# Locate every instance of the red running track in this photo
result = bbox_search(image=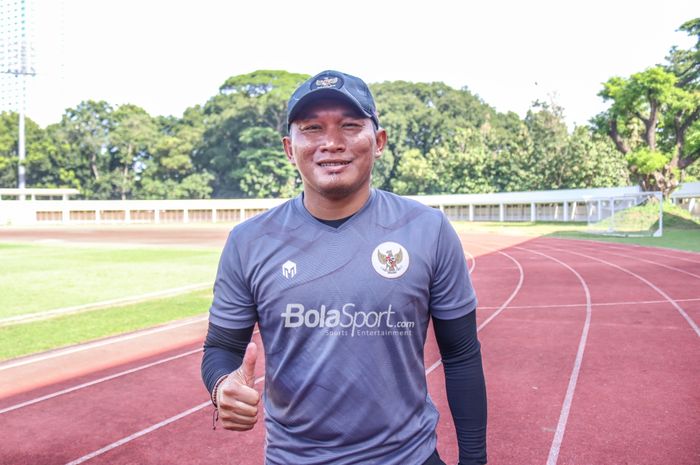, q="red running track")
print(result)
[1,235,698,465]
